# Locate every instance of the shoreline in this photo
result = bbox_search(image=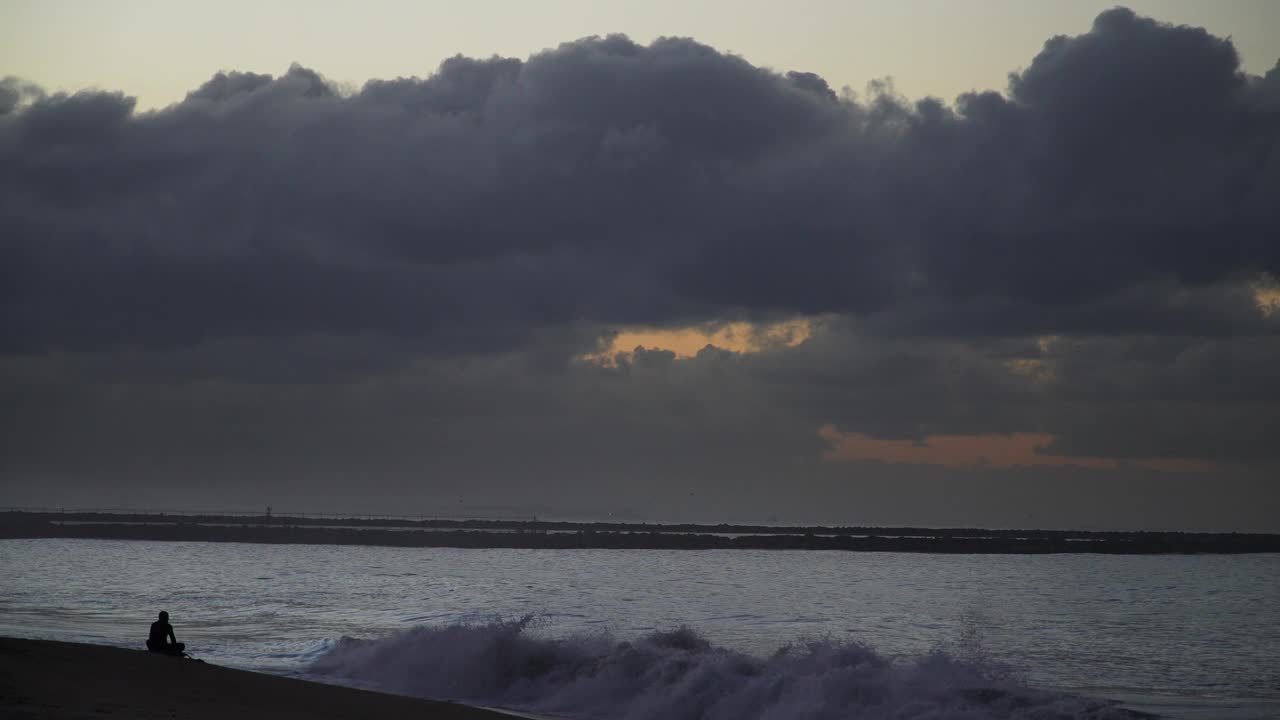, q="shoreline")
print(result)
[0,636,1174,720]
[0,637,524,720]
